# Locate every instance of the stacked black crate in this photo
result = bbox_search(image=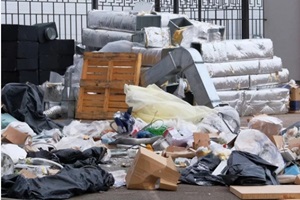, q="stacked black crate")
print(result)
[38,39,75,84]
[1,25,39,86]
